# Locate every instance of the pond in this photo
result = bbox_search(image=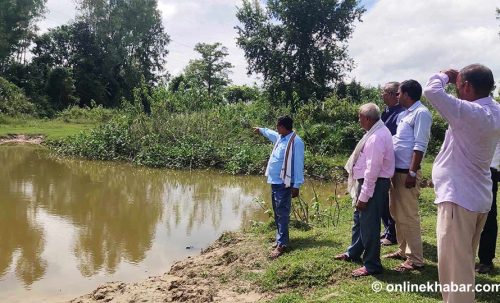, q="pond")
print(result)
[0,146,338,302]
